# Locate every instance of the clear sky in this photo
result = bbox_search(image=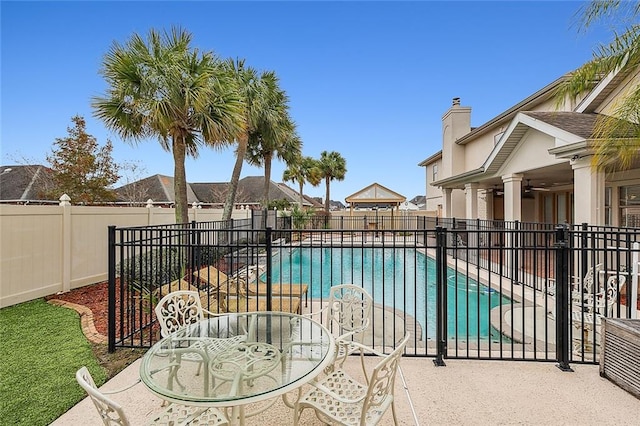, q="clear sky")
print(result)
[1,1,610,203]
